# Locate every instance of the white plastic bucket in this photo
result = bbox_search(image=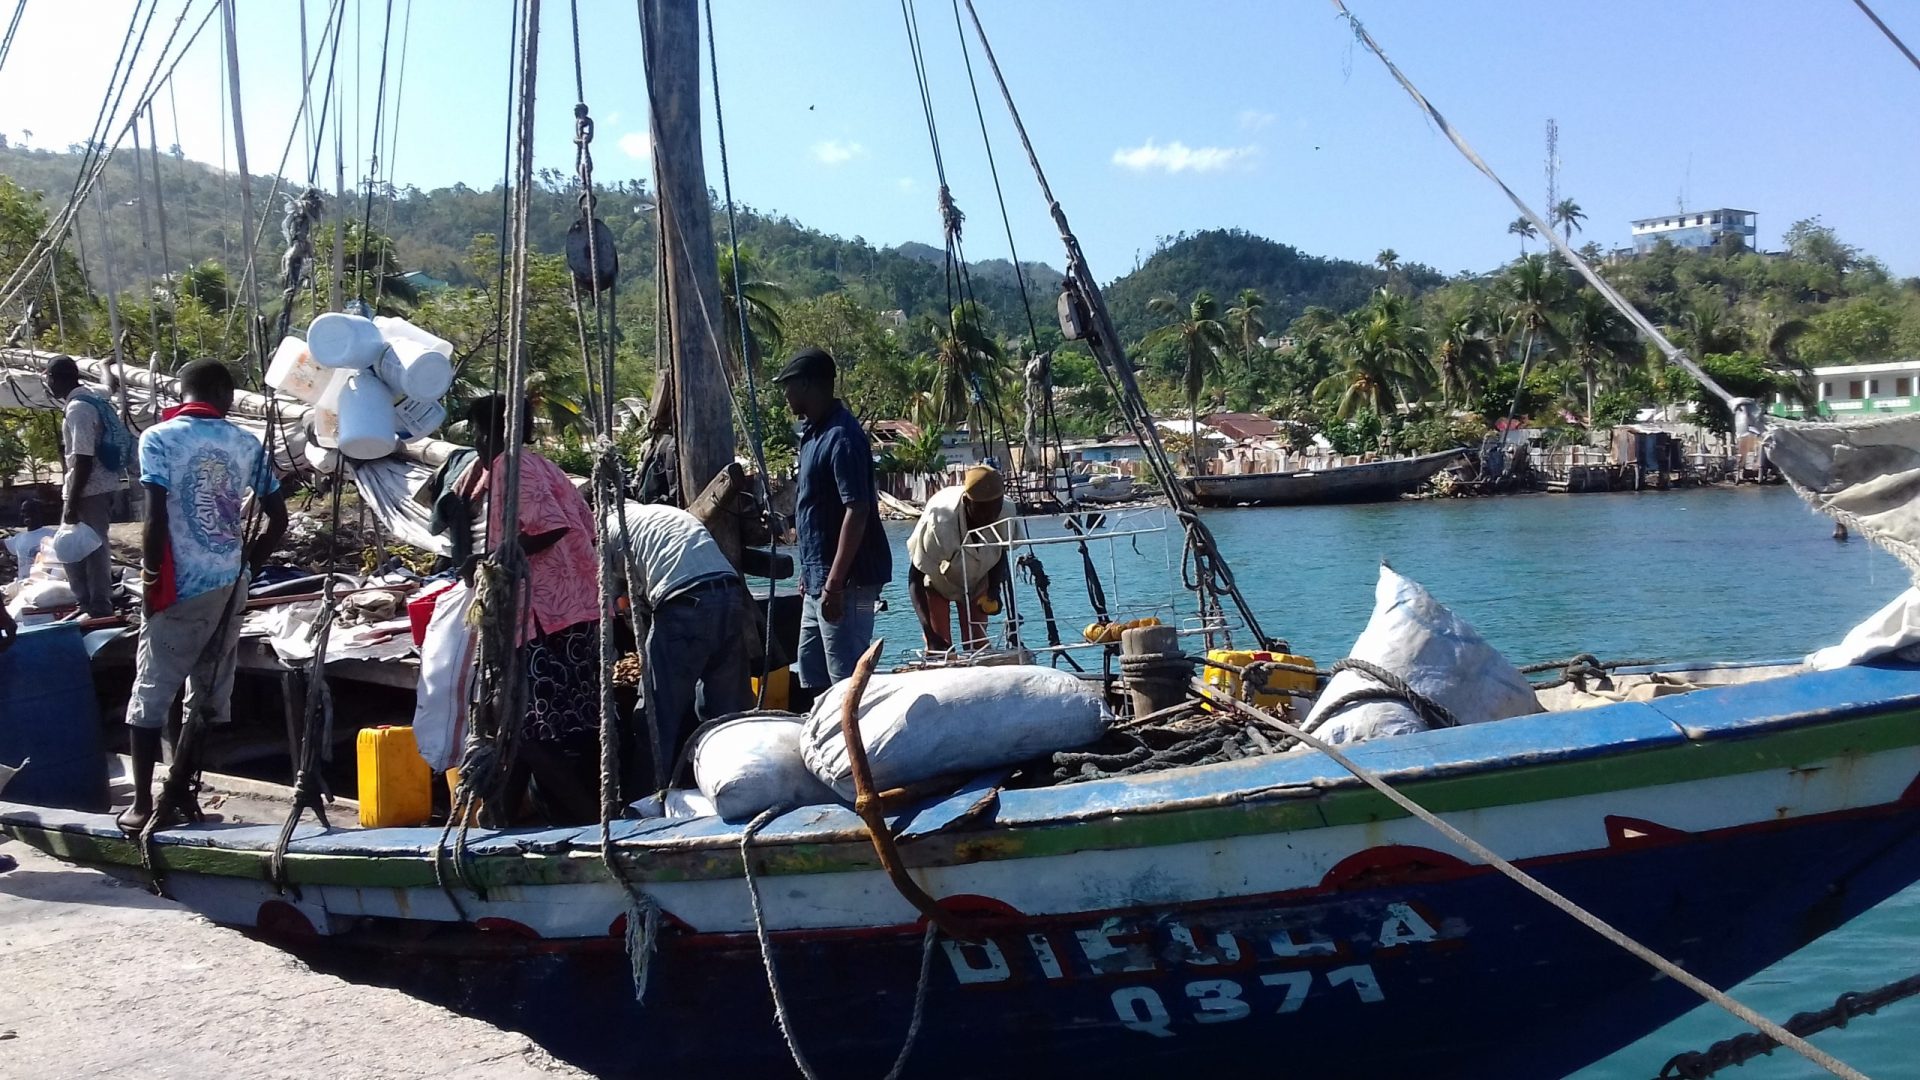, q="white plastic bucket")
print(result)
[264,335,334,404]
[49,523,103,563]
[374,315,455,360]
[307,312,384,370]
[311,369,351,449]
[336,372,398,460]
[374,337,454,401]
[303,439,342,474]
[395,396,447,440]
